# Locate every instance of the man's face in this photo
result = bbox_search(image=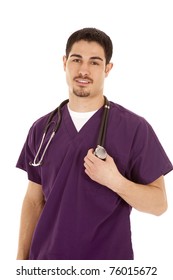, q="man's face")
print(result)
[63,40,112,98]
